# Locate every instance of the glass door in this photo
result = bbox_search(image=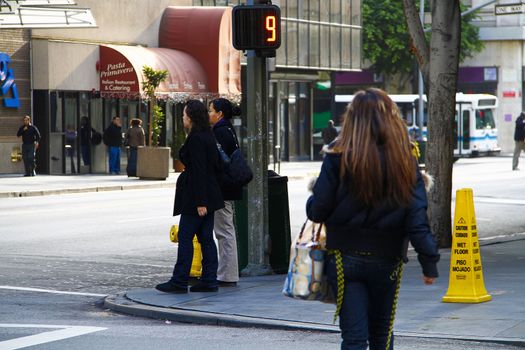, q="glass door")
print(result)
[49,92,63,175]
[64,92,79,174]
